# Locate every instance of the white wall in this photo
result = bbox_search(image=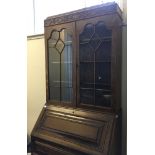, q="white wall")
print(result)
[27,34,46,135]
